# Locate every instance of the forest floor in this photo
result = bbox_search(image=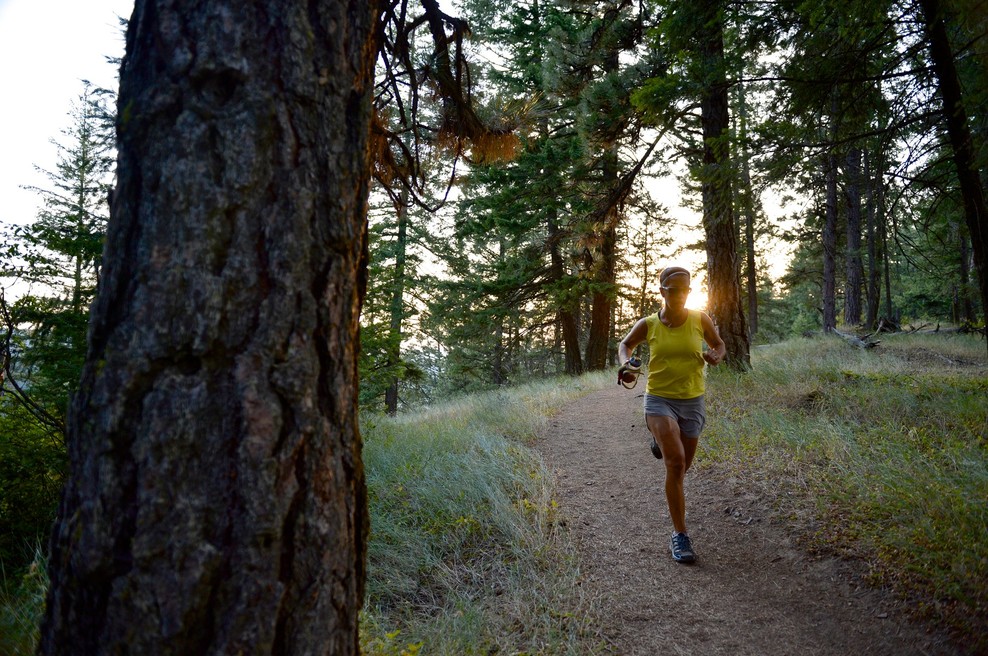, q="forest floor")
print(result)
[536,383,963,656]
